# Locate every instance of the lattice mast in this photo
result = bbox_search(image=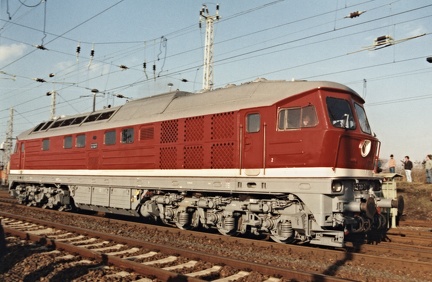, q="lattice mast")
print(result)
[200,4,220,91]
[3,108,14,171]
